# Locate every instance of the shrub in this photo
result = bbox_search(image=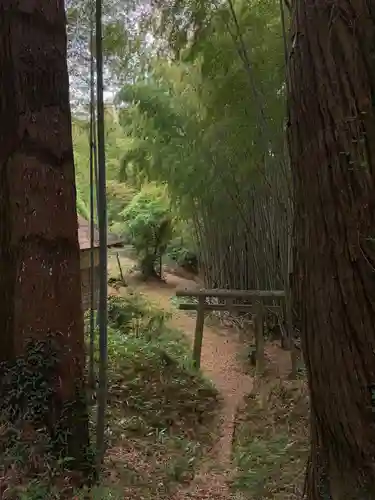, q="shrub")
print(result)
[107,293,167,338]
[107,181,137,243]
[166,236,198,274]
[105,293,219,437]
[121,184,173,278]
